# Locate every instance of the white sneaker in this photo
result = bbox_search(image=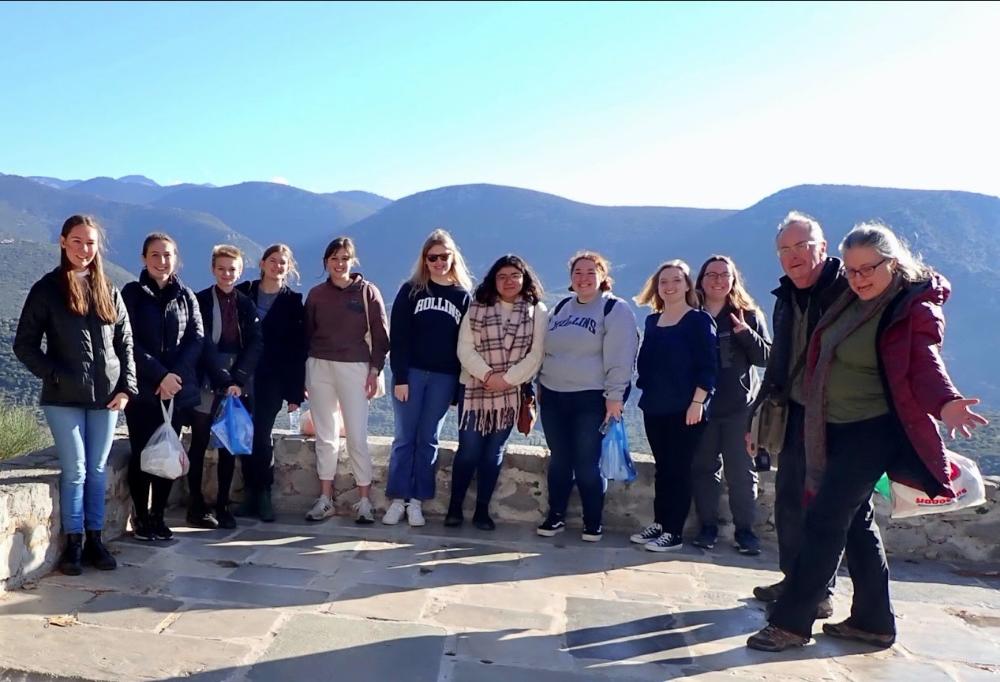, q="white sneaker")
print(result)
[305,495,335,522]
[353,497,375,525]
[407,499,426,527]
[630,523,663,545]
[382,499,406,525]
